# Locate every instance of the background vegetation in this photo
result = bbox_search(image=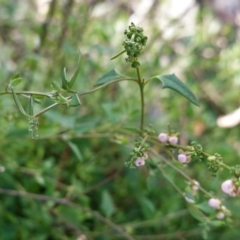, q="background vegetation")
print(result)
[1,0,240,239]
